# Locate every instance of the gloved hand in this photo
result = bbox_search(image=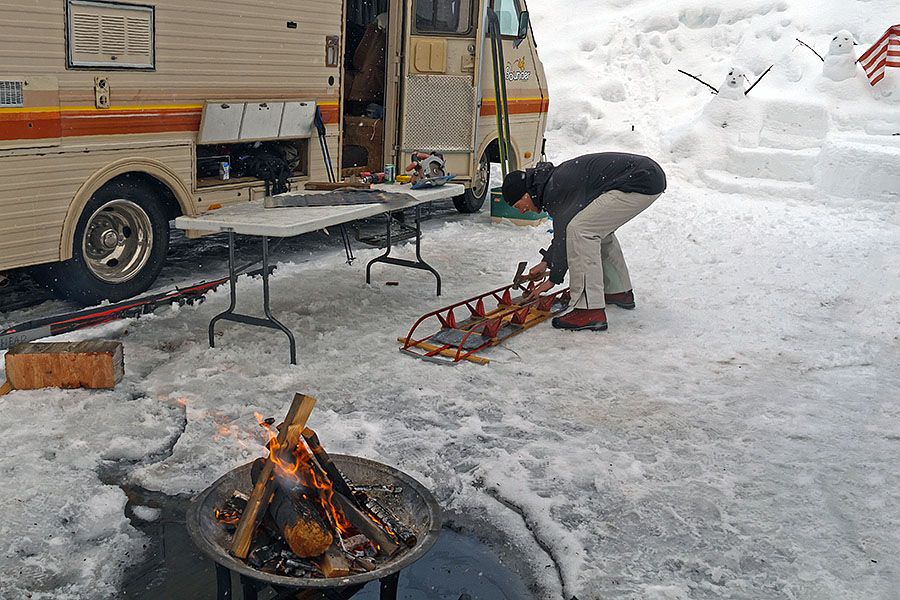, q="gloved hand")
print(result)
[526,279,554,300]
[523,261,548,281]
